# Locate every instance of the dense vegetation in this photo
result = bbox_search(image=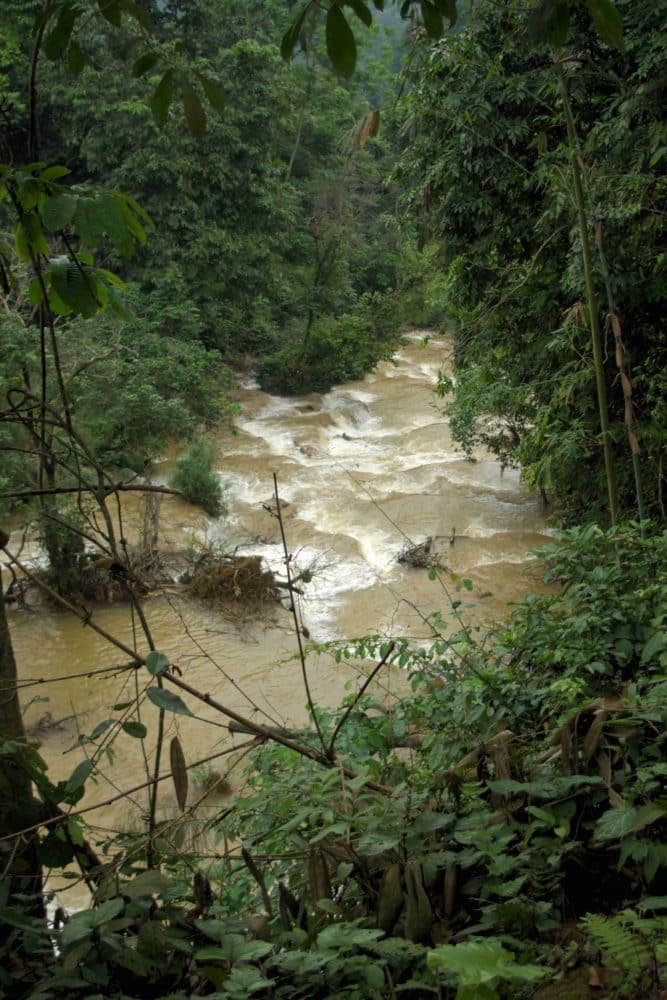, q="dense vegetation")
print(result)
[397,0,666,523]
[0,1,665,998]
